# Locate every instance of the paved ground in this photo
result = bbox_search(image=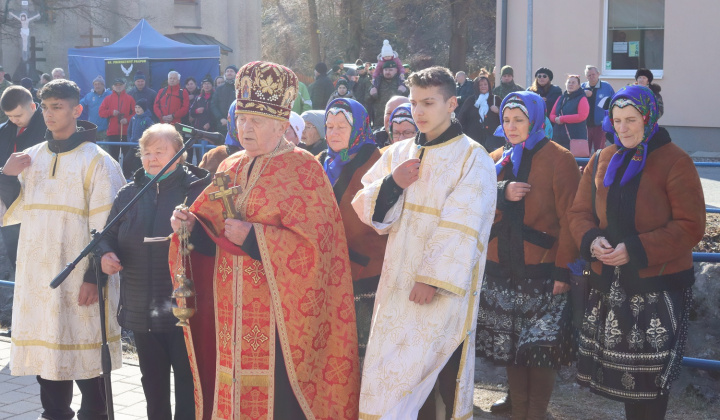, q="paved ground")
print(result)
[0,337,164,420]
